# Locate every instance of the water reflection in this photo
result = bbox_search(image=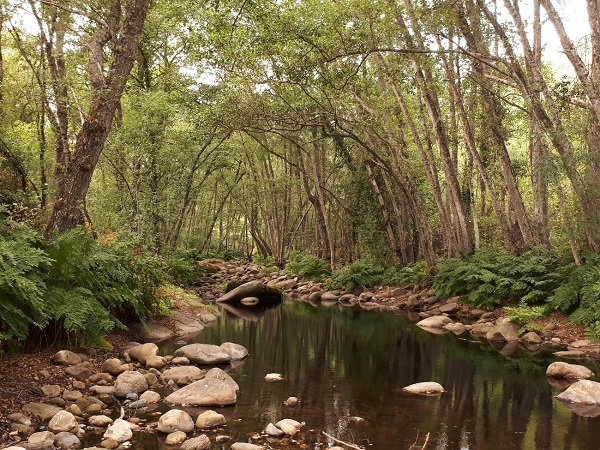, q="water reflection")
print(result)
[158,302,600,449]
